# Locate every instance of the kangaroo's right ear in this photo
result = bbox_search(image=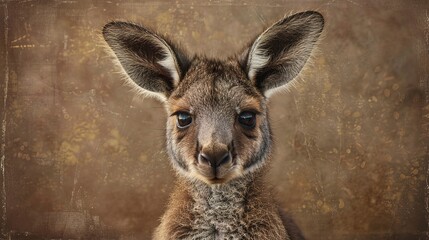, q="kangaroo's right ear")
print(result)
[103,21,190,101]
